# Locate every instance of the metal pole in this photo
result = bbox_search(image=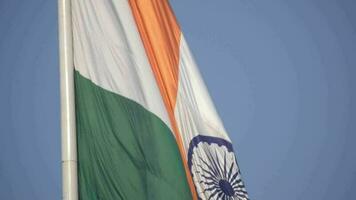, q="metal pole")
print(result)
[58,0,78,199]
